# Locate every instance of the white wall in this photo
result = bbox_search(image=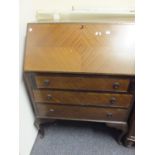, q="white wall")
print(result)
[19,0,37,155]
[19,0,134,155]
[33,0,134,12]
